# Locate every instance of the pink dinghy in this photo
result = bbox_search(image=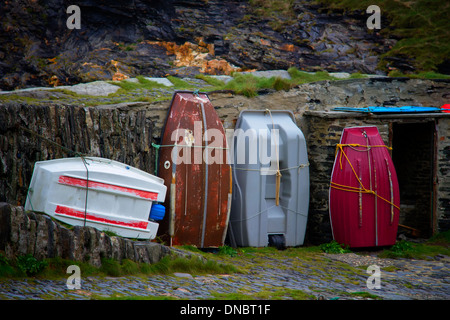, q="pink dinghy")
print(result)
[329,126,400,248]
